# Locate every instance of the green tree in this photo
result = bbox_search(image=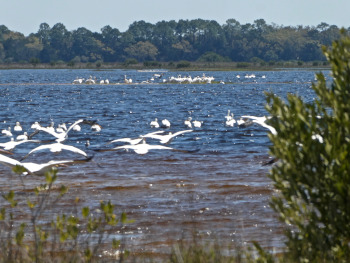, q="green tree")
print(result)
[124,41,158,61]
[265,29,350,262]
